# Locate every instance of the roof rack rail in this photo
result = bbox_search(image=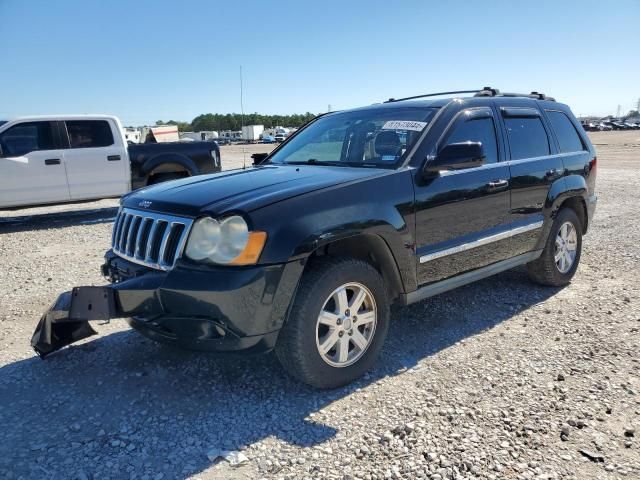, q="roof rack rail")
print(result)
[385,89,489,103]
[384,87,556,104]
[476,89,556,101]
[474,86,501,97]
